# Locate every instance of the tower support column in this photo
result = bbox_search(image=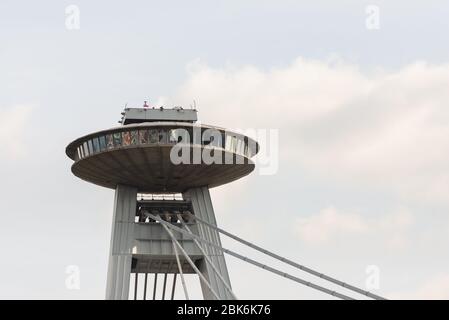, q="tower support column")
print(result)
[105,184,137,300]
[184,187,234,300]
